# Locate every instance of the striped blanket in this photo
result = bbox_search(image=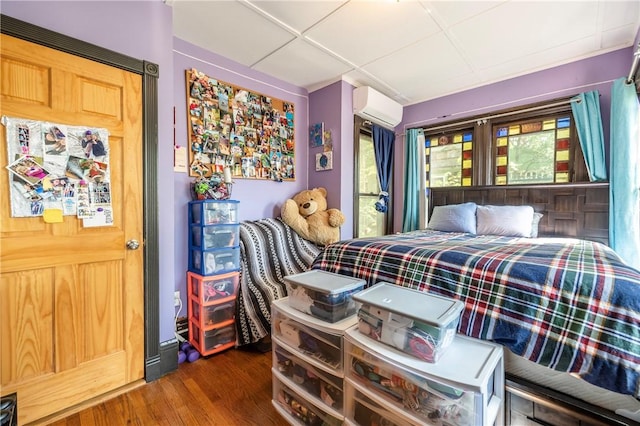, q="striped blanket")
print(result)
[236,218,322,346]
[312,230,640,397]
